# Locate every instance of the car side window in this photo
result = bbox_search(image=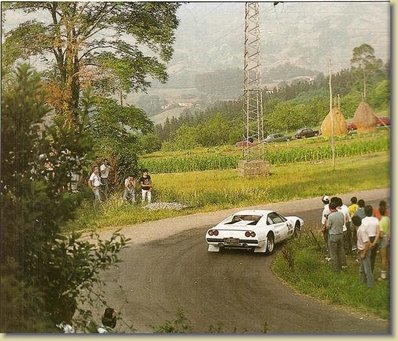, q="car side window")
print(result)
[268,212,285,224]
